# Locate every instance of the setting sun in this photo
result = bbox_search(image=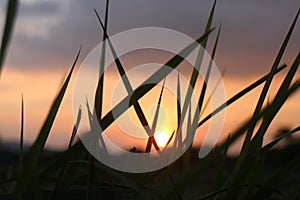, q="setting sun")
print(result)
[155,131,170,148]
